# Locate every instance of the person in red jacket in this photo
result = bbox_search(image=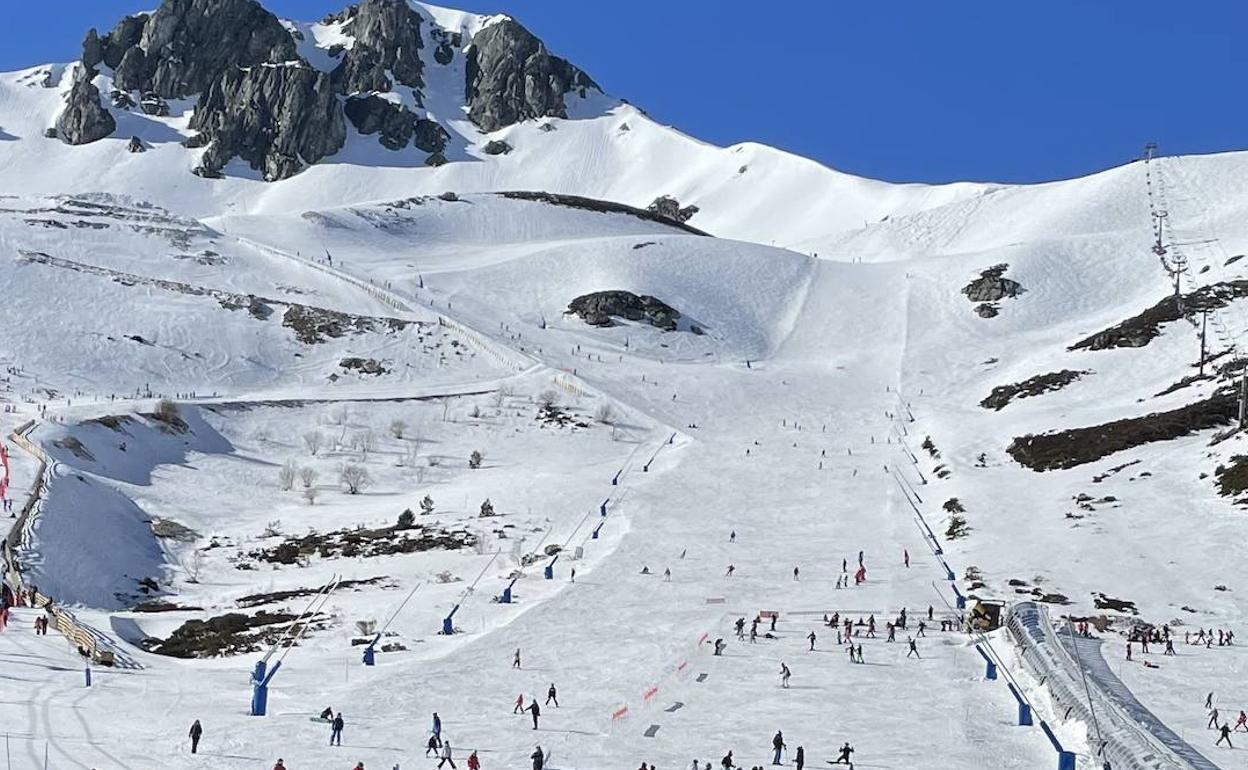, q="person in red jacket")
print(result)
[467,750,481,770]
[273,760,286,770]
